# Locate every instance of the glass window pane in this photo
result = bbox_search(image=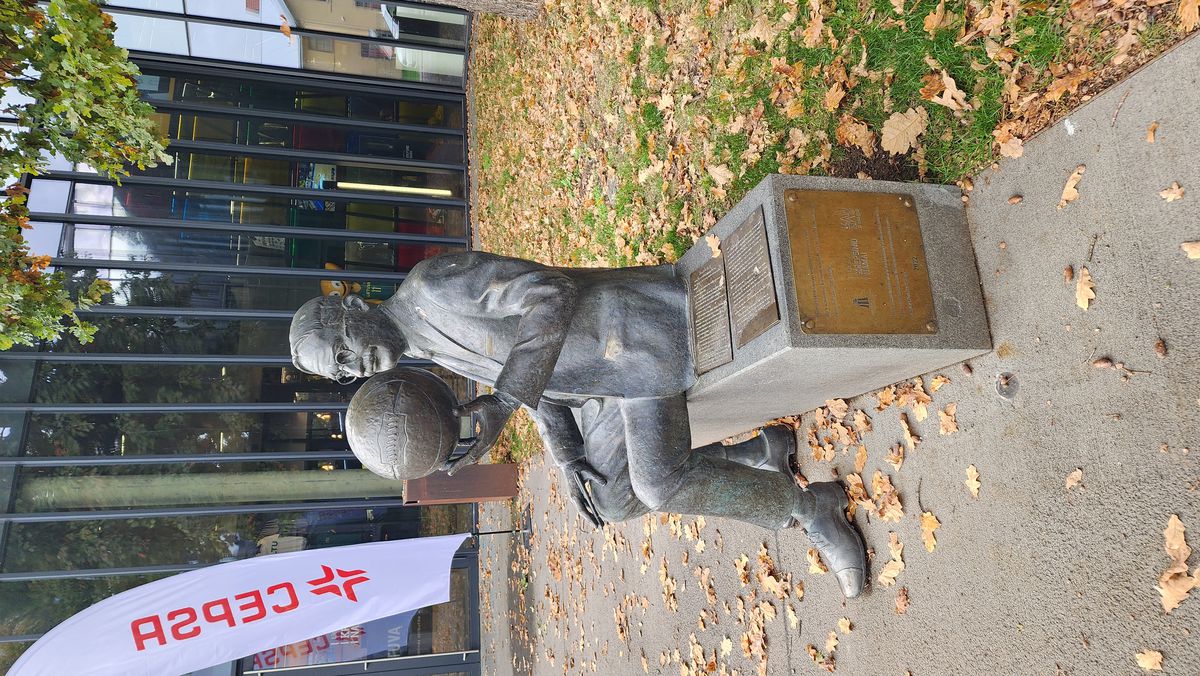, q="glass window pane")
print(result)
[45,316,291,355]
[0,576,168,635]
